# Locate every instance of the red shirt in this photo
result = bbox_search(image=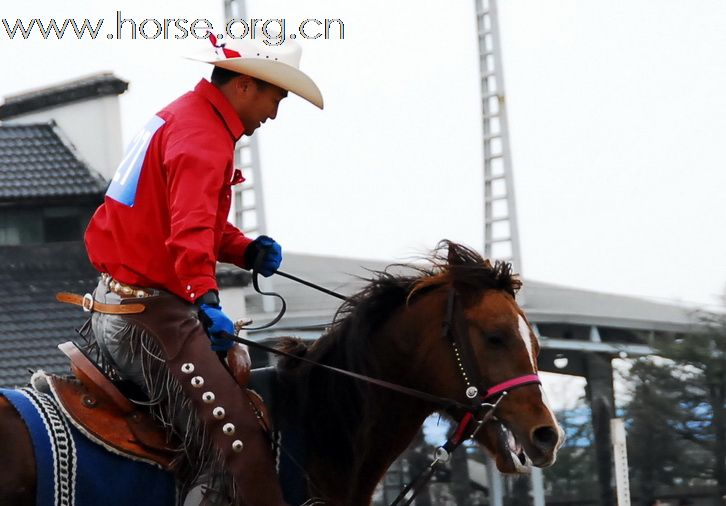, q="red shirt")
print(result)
[85,79,253,302]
